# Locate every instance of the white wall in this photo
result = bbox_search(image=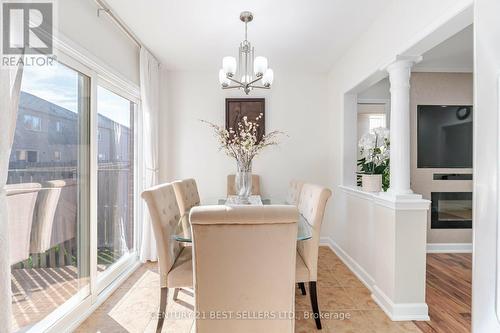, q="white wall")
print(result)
[472,0,500,331]
[159,70,330,206]
[324,0,473,251]
[358,78,390,100]
[57,0,140,84]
